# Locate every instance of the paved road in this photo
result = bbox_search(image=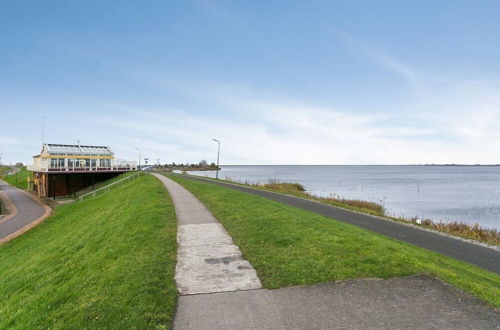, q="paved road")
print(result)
[179,175,500,274]
[0,180,48,242]
[175,275,499,330]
